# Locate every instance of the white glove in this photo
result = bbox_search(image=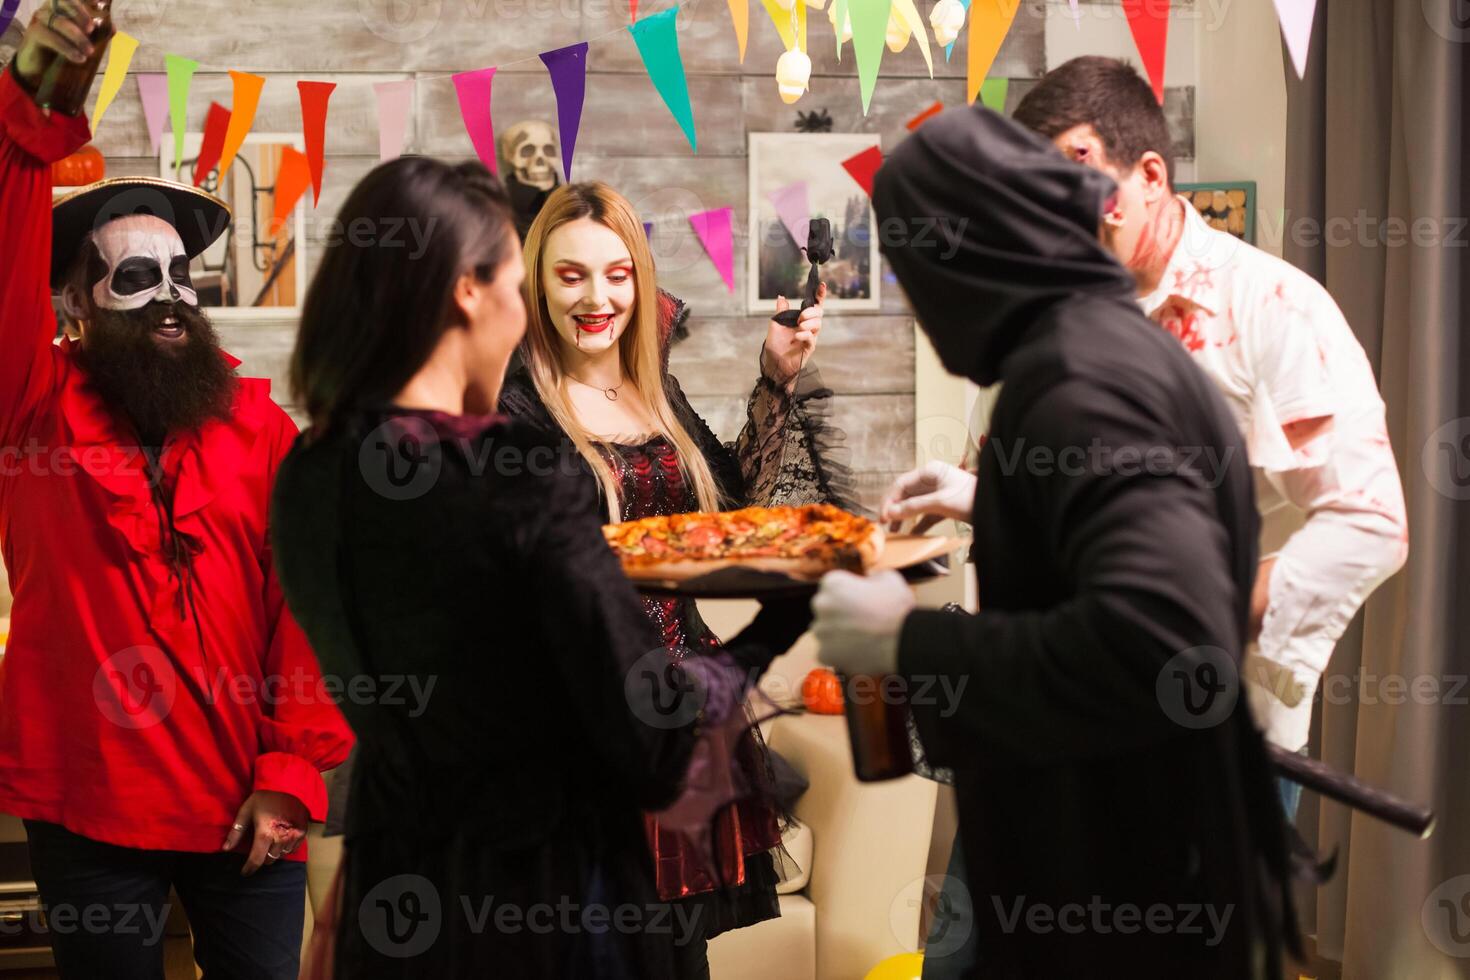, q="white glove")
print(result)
[879,461,977,530]
[813,570,915,677]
